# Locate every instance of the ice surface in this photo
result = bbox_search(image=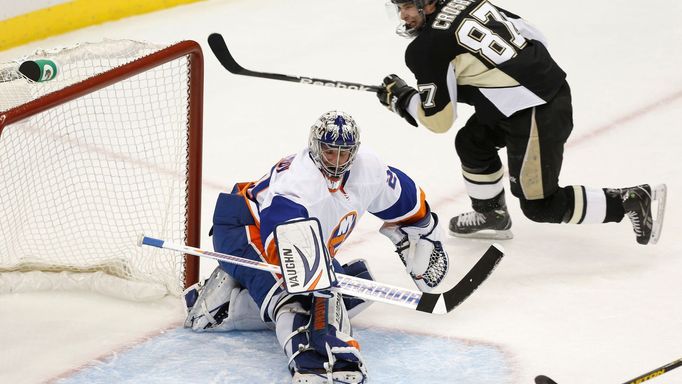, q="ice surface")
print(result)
[1,0,681,383]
